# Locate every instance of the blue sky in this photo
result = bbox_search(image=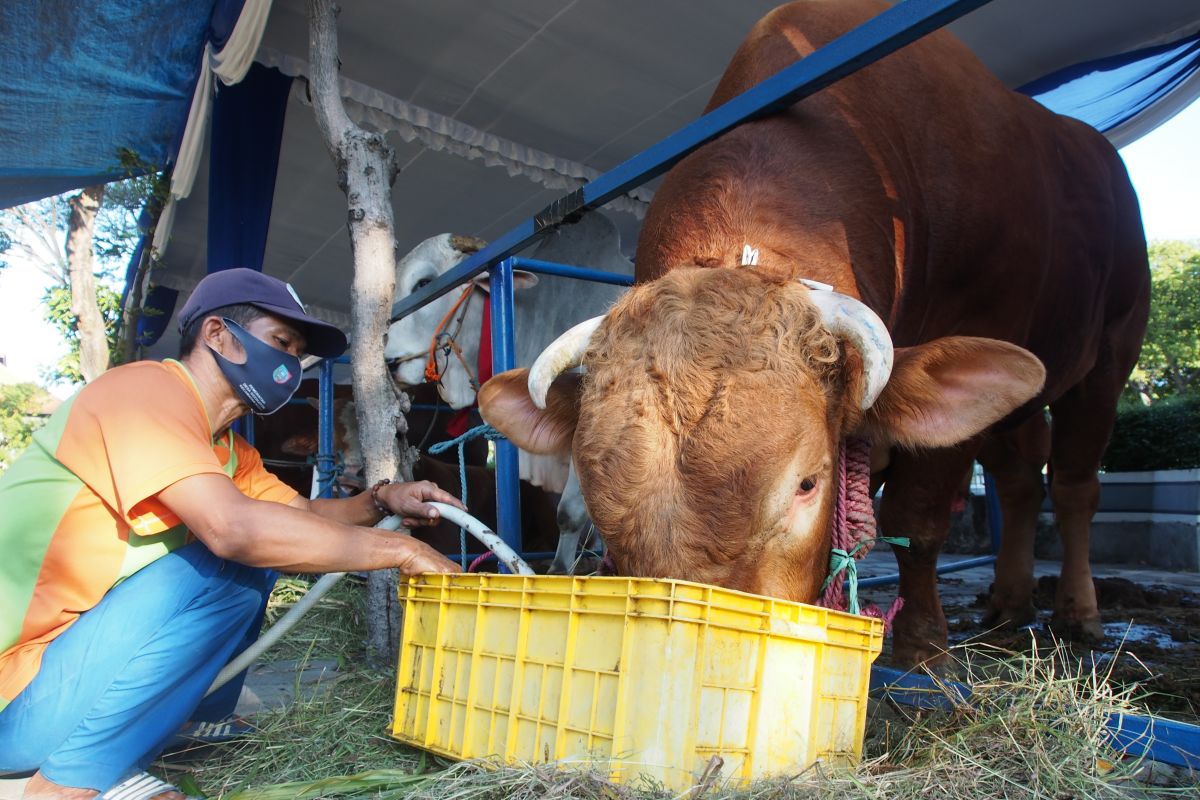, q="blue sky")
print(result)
[1119,98,1200,242]
[2,100,1198,395]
